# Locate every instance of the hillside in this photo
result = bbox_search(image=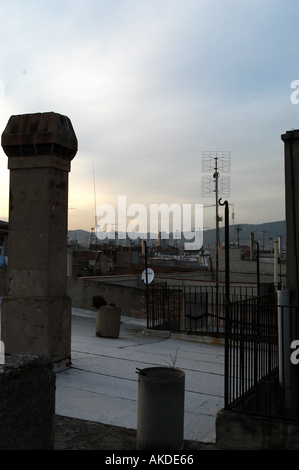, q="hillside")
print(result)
[202,220,286,249]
